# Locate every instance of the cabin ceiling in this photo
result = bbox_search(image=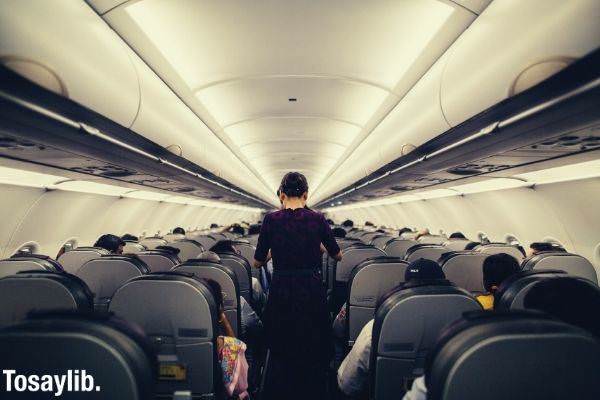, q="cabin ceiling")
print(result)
[88,0,481,202]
